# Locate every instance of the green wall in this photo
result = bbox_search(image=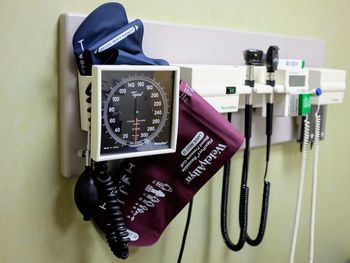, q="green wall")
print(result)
[1,0,350,262]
